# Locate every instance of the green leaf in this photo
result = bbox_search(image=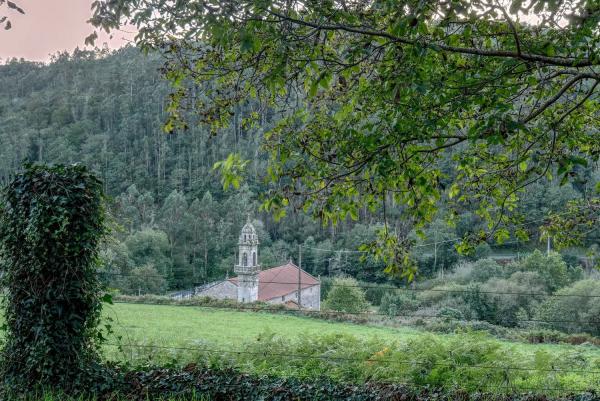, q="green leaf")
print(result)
[518,161,527,172]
